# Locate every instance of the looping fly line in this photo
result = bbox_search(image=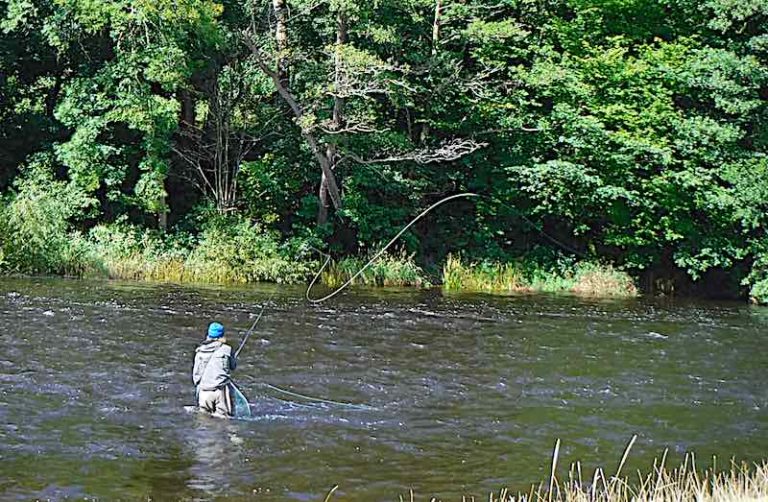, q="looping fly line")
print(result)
[270,191,575,411]
[305,193,481,303]
[305,191,584,304]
